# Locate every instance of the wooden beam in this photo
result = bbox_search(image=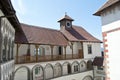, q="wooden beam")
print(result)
[64,46,66,59]
[35,45,39,62]
[71,42,74,59]
[16,43,21,63]
[50,45,54,60]
[81,42,84,58]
